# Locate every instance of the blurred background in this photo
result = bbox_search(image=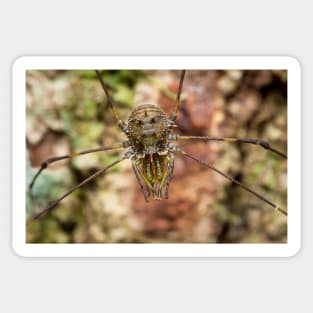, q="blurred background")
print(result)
[26,69,287,243]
